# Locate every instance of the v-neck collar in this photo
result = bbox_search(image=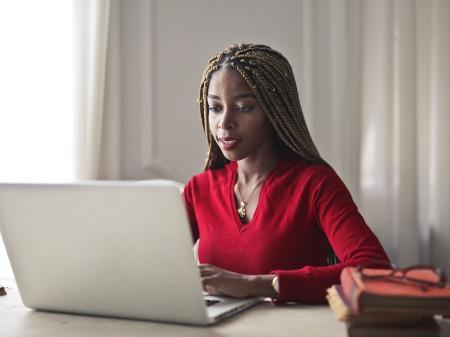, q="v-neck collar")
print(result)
[228,154,294,232]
